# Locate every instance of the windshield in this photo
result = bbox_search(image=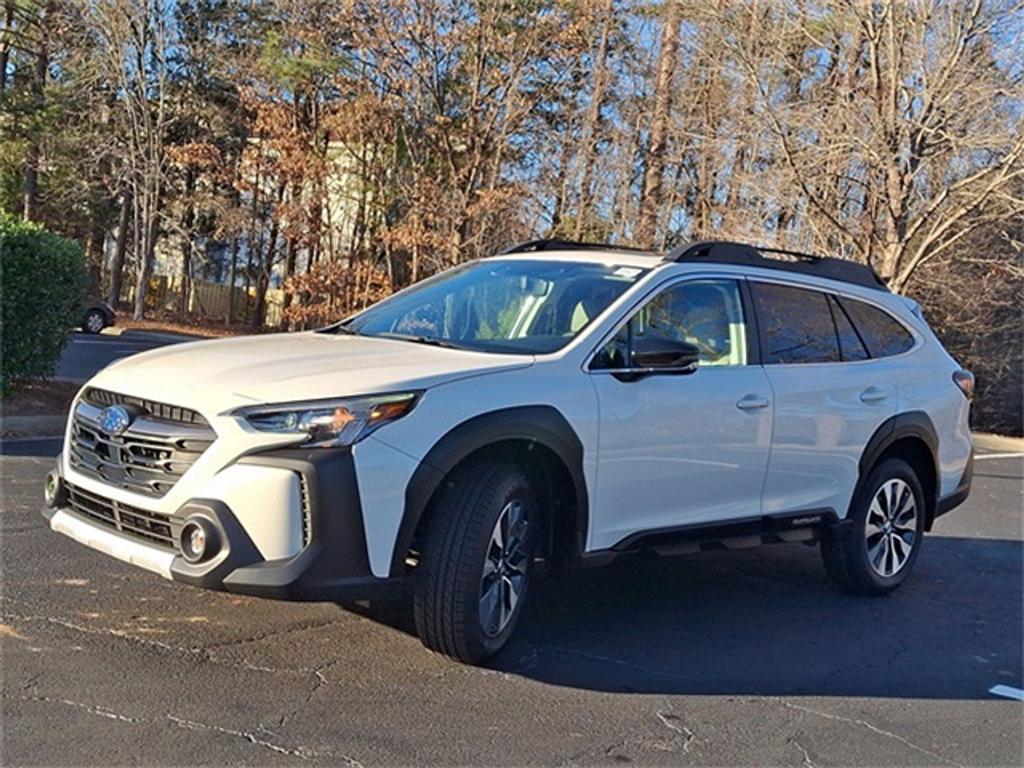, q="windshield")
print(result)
[337,259,650,354]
